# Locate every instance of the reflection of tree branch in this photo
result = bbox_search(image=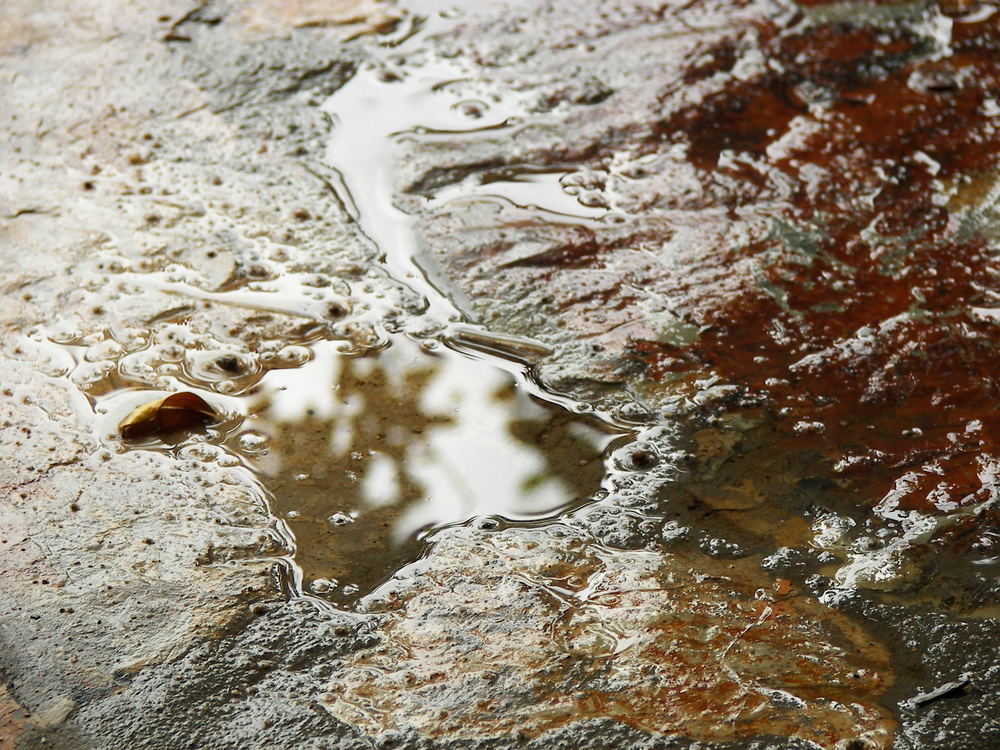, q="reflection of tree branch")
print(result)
[257,353,449,603]
[508,413,608,502]
[409,442,480,517]
[248,345,606,604]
